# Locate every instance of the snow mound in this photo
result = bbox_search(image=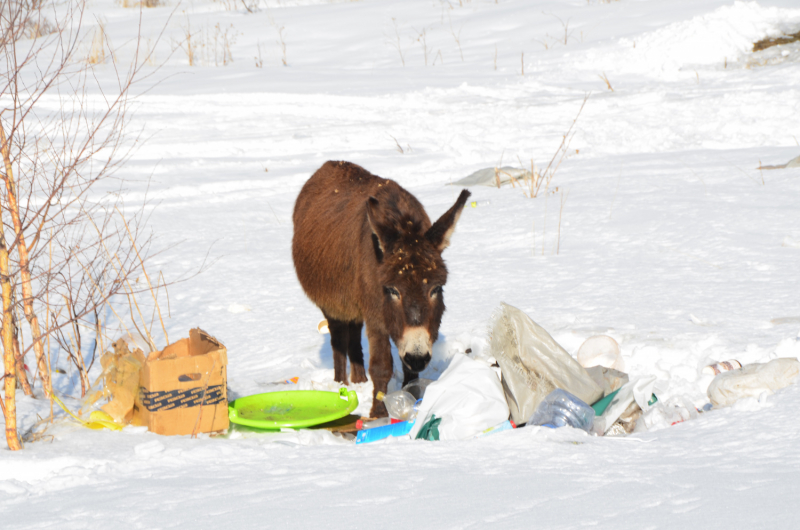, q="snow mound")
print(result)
[620,2,800,72]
